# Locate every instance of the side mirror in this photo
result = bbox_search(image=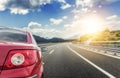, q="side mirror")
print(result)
[41,47,48,52]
